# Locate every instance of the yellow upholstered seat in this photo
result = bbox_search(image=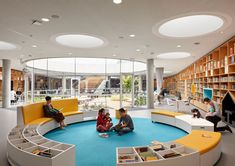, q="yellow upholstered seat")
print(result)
[28,118,53,125]
[151,110,184,117]
[21,98,81,125]
[63,111,83,116]
[175,130,221,154]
